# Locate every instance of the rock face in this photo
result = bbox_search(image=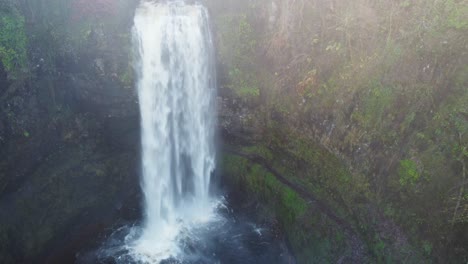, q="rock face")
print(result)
[0,1,140,262]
